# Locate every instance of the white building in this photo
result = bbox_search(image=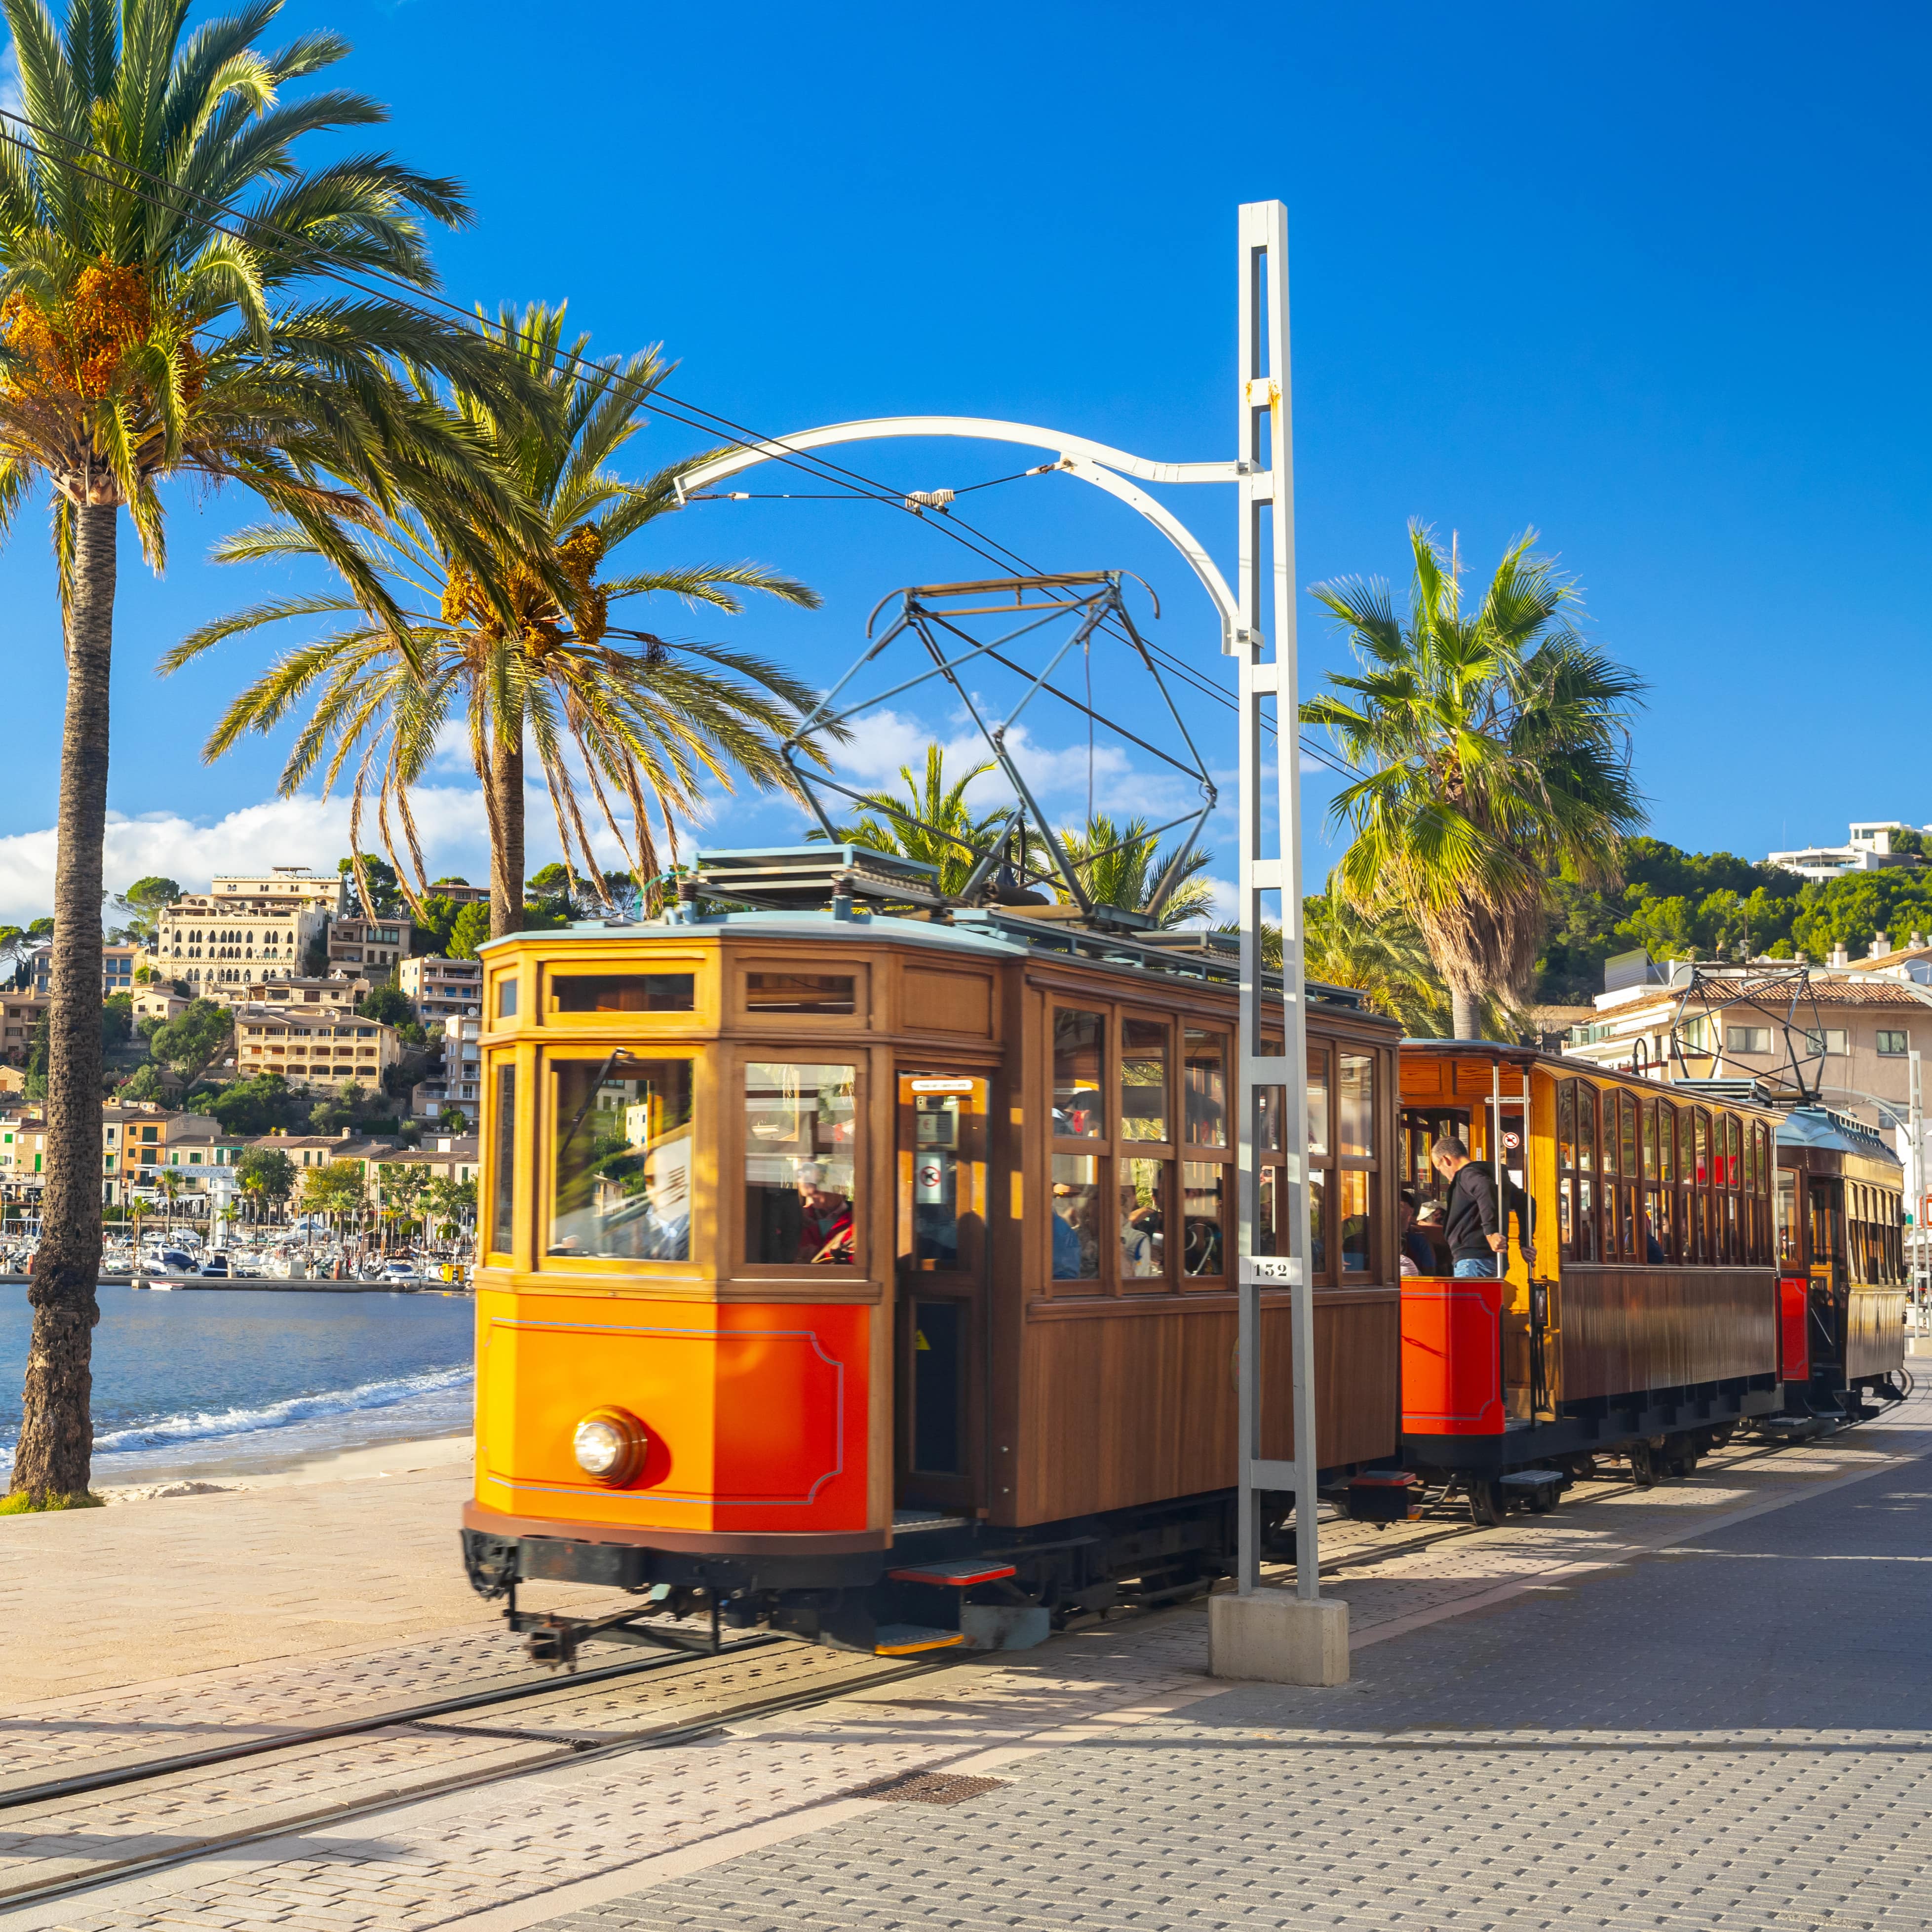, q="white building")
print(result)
[1766,820,1929,882]
[412,1013,480,1118]
[398,955,482,1024]
[157,873,334,996]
